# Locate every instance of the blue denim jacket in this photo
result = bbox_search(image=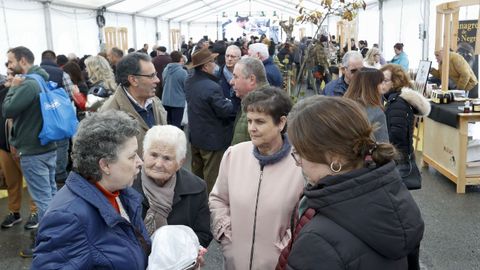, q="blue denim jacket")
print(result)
[323,76,349,96]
